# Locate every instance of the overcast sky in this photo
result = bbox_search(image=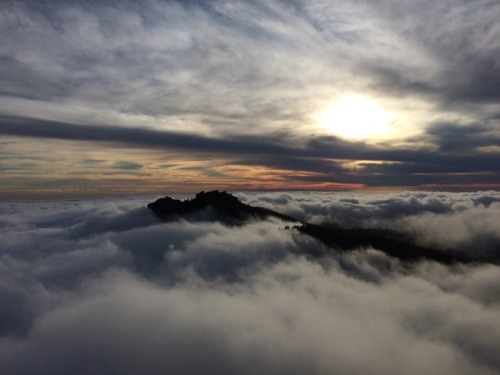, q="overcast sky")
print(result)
[1,0,499,196]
